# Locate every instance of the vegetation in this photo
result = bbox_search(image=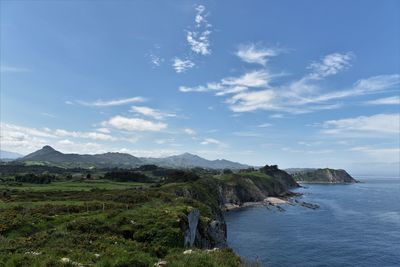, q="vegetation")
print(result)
[0,164,238,266]
[0,162,298,266]
[14,173,56,184]
[103,171,151,183]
